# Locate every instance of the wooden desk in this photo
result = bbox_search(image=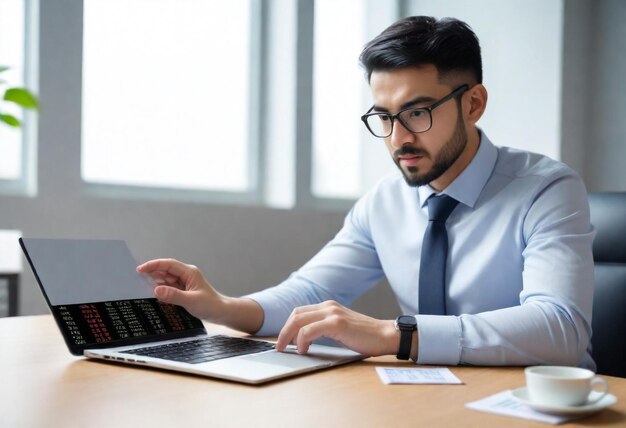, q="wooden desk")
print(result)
[1,315,624,428]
